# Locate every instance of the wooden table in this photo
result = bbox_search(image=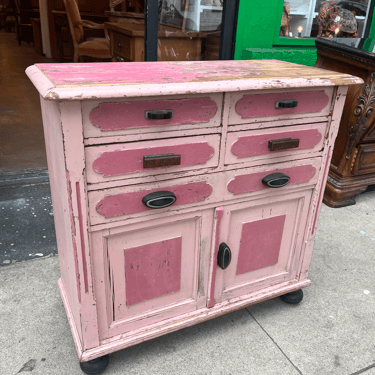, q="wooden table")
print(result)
[106,21,205,61]
[315,38,375,207]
